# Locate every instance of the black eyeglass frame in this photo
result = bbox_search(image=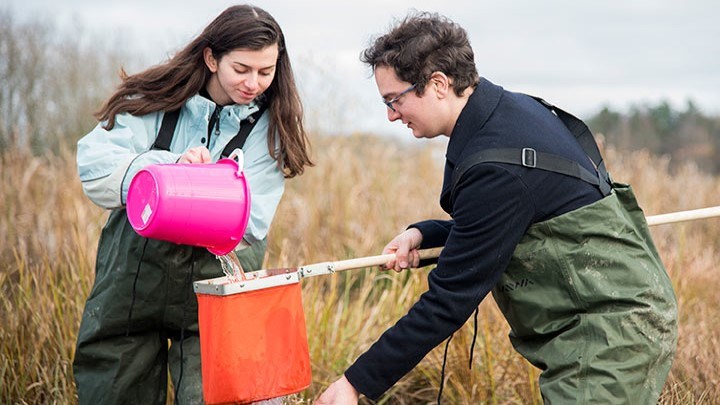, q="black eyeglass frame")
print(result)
[383,83,417,112]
